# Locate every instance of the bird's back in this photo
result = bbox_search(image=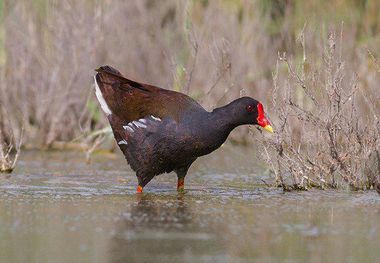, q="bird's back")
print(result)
[94,66,205,123]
